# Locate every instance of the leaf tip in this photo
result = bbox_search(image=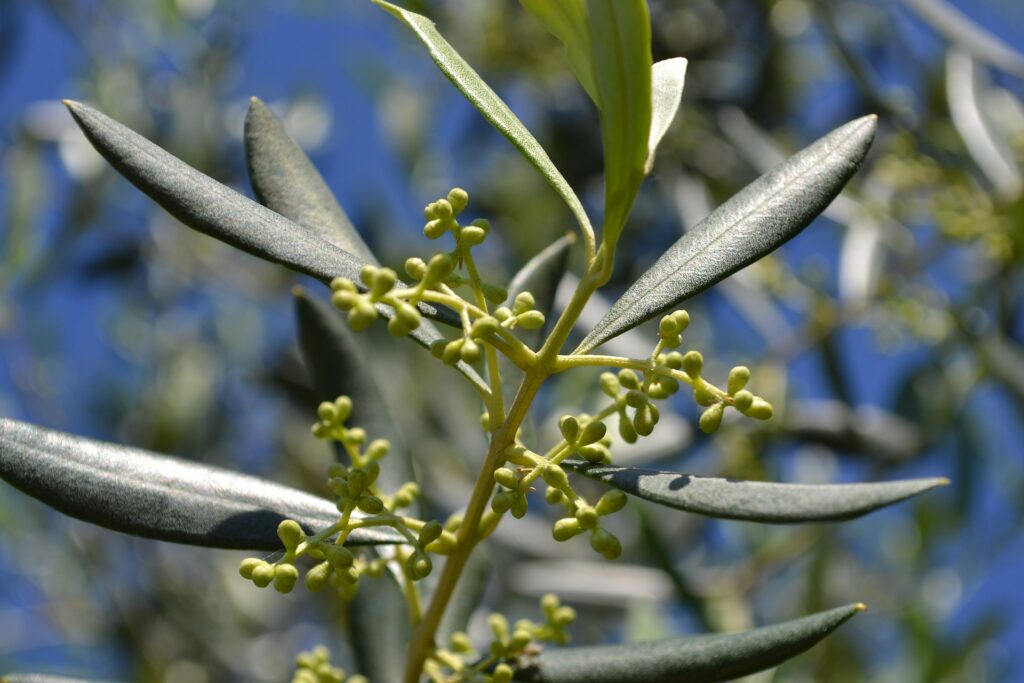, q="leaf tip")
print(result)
[854,602,868,613]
